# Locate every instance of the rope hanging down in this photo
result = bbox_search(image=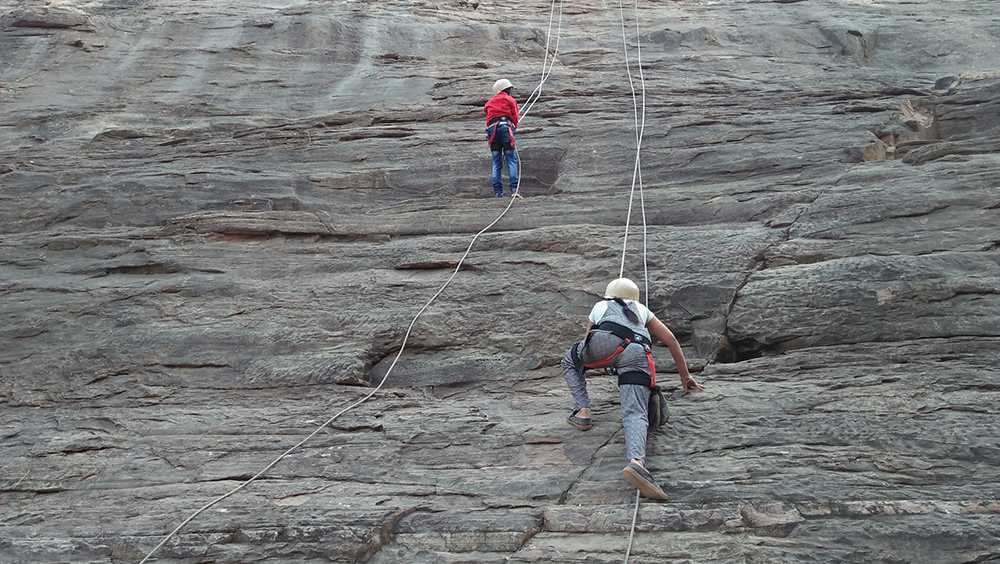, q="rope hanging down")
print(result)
[616,0,649,562]
[522,0,564,121]
[624,488,642,563]
[138,2,564,562]
[617,0,648,299]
